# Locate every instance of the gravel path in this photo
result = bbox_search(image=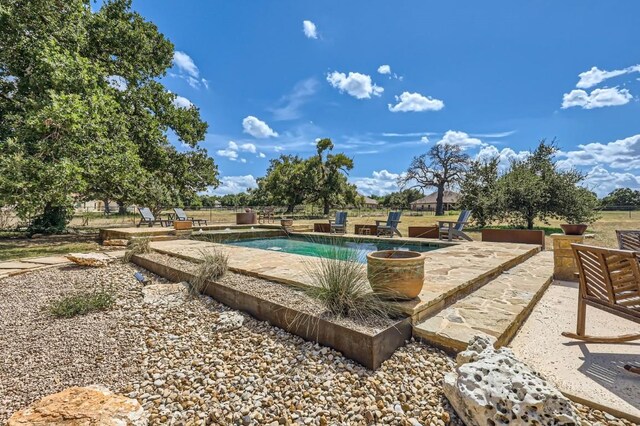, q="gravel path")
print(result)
[0,262,634,425]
